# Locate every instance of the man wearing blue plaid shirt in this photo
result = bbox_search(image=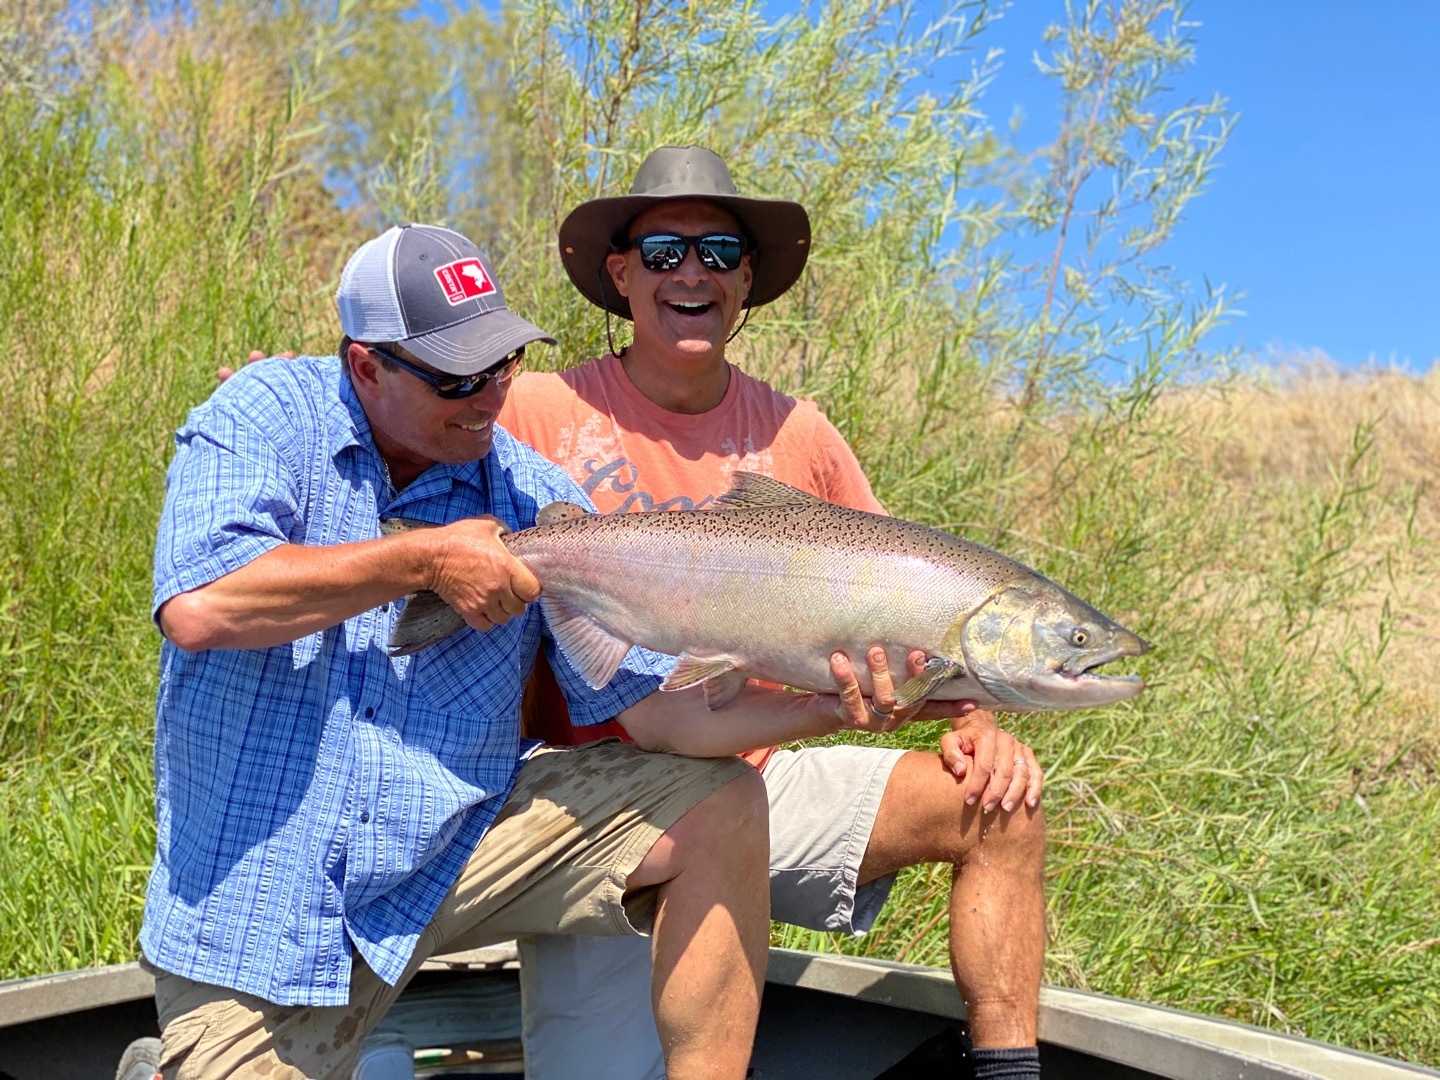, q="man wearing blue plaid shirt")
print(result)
[143,224,940,1080]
